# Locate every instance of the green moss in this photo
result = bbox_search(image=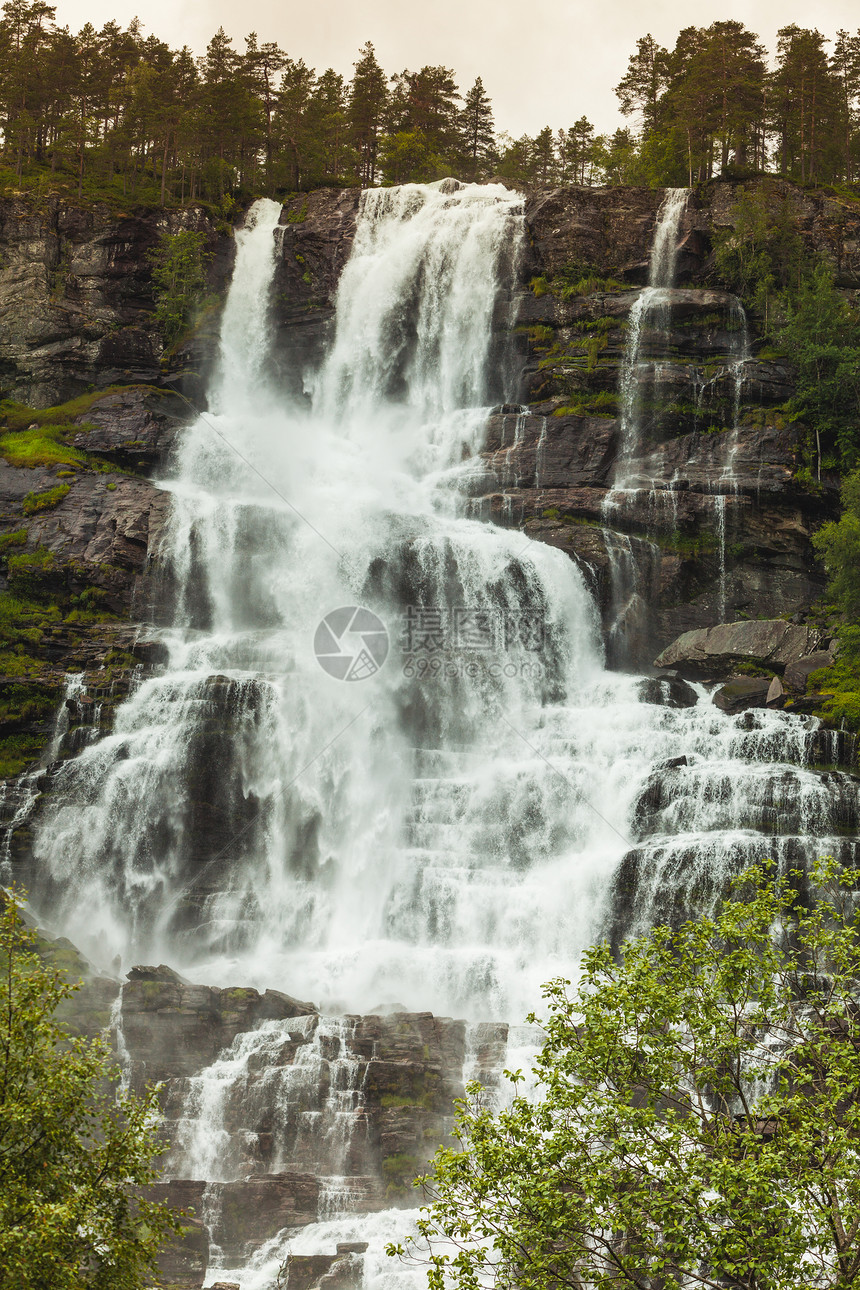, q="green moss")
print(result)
[542,507,560,519]
[0,428,86,469]
[556,274,630,299]
[571,316,621,334]
[380,1093,434,1109]
[382,1152,423,1195]
[656,530,718,558]
[0,386,155,432]
[0,530,27,550]
[0,682,57,726]
[22,483,70,515]
[0,731,45,776]
[553,391,619,418]
[808,650,860,733]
